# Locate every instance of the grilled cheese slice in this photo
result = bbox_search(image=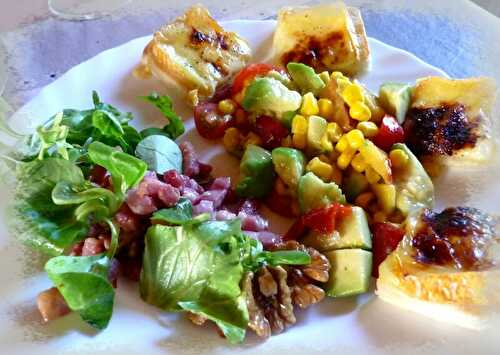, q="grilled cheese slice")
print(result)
[140,5,252,97]
[273,3,370,77]
[404,77,496,167]
[376,207,500,330]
